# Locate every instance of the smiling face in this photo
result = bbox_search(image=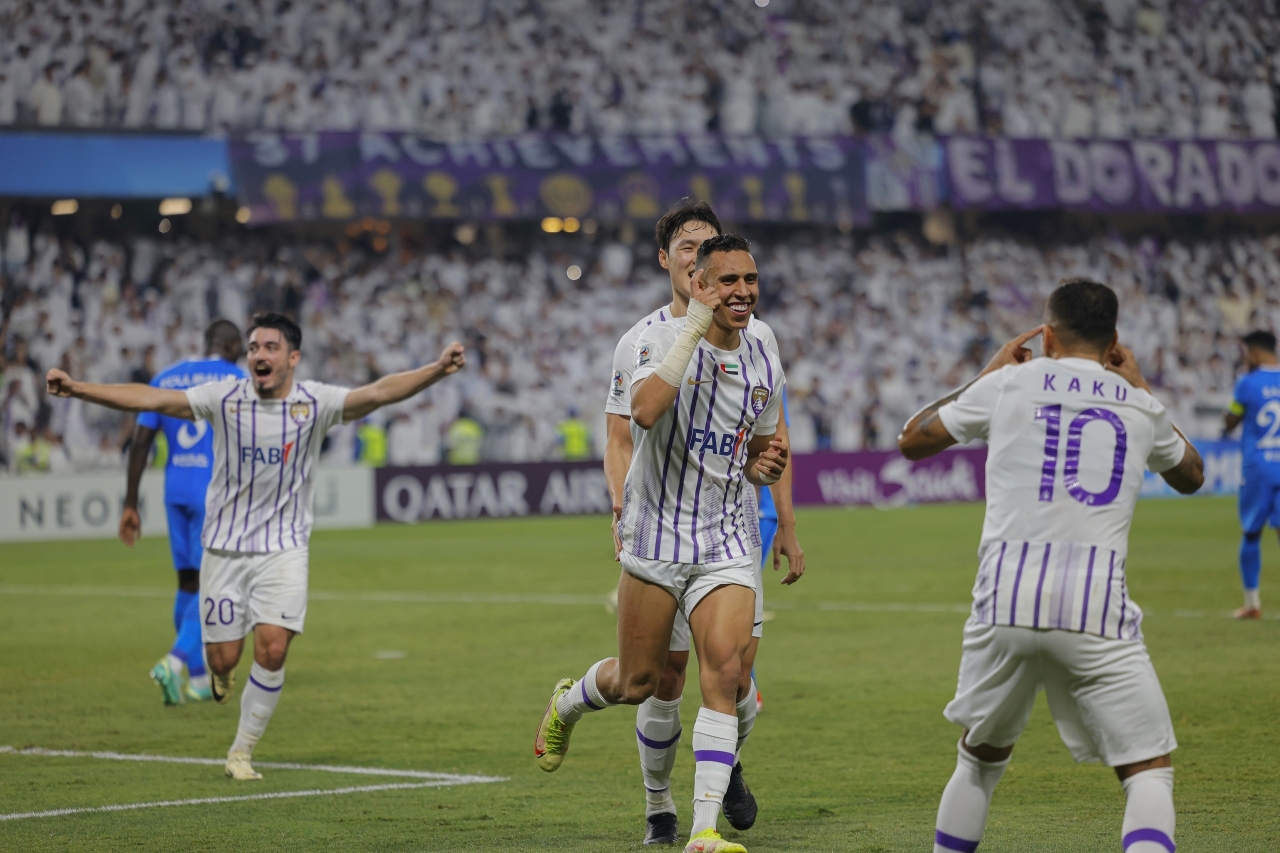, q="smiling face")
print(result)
[247,327,301,398]
[700,249,759,339]
[658,219,720,303]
